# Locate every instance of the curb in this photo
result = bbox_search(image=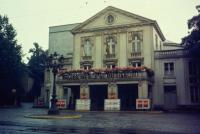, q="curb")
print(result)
[24,114,82,119]
[60,110,164,114]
